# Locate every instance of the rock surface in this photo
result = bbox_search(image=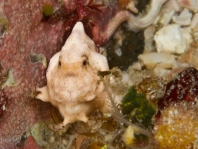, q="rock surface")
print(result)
[0,0,65,148]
